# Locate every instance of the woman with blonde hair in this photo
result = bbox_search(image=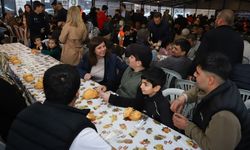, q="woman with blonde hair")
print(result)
[59,6,88,65]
